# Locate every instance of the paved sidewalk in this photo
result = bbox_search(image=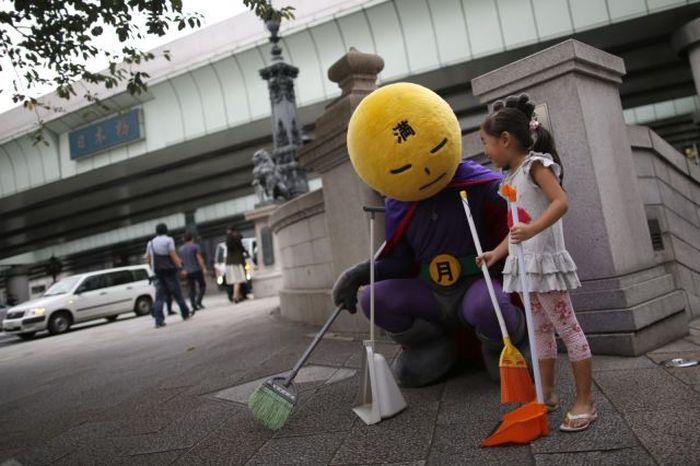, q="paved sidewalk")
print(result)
[1,295,699,465]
